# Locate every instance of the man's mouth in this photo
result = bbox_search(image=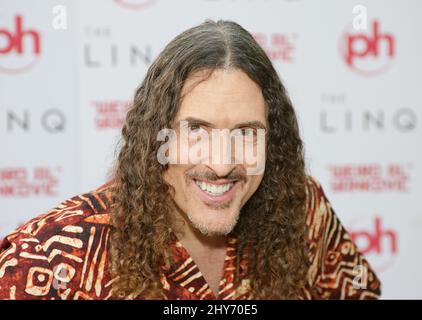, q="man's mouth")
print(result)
[193,179,236,196]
